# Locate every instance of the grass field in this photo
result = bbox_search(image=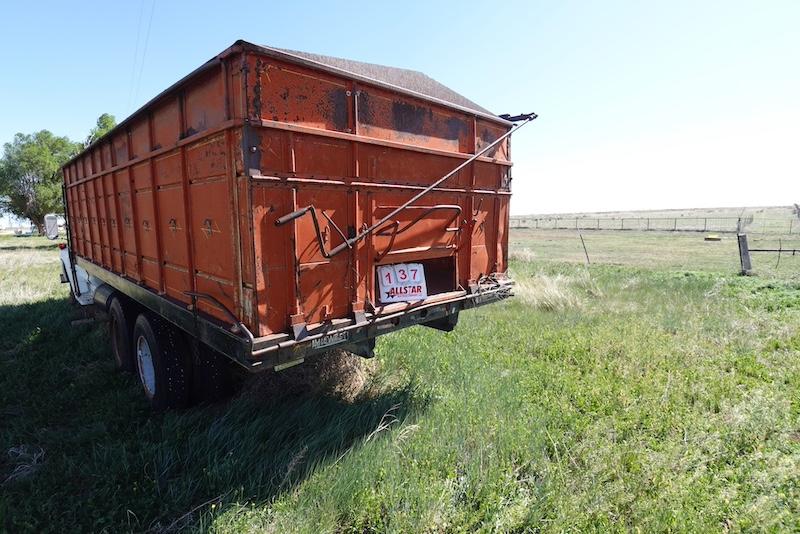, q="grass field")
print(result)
[1,232,799,532]
[511,229,800,276]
